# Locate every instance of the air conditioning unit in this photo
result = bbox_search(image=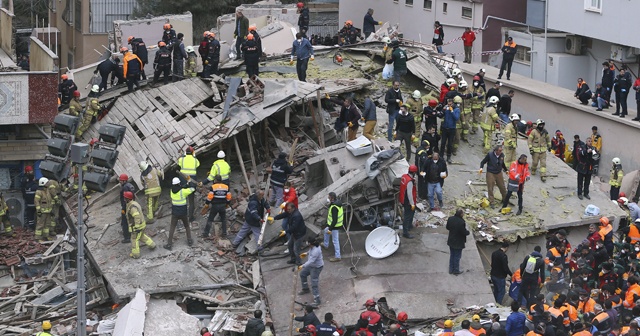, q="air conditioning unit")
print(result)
[4,191,24,229]
[565,36,582,55]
